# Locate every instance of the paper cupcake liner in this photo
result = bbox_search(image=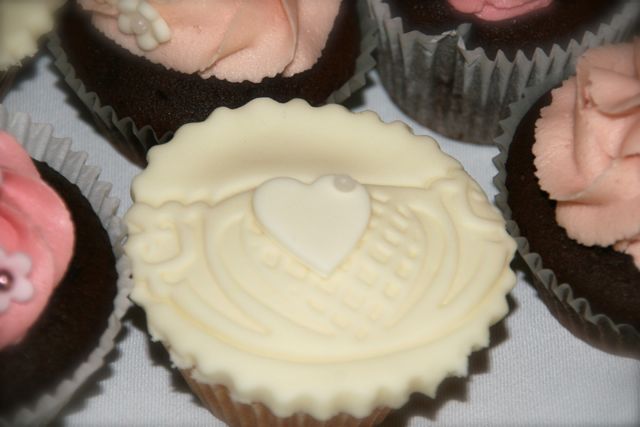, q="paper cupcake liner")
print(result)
[47,0,377,165]
[179,369,391,427]
[368,0,640,145]
[492,88,640,358]
[0,105,133,424]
